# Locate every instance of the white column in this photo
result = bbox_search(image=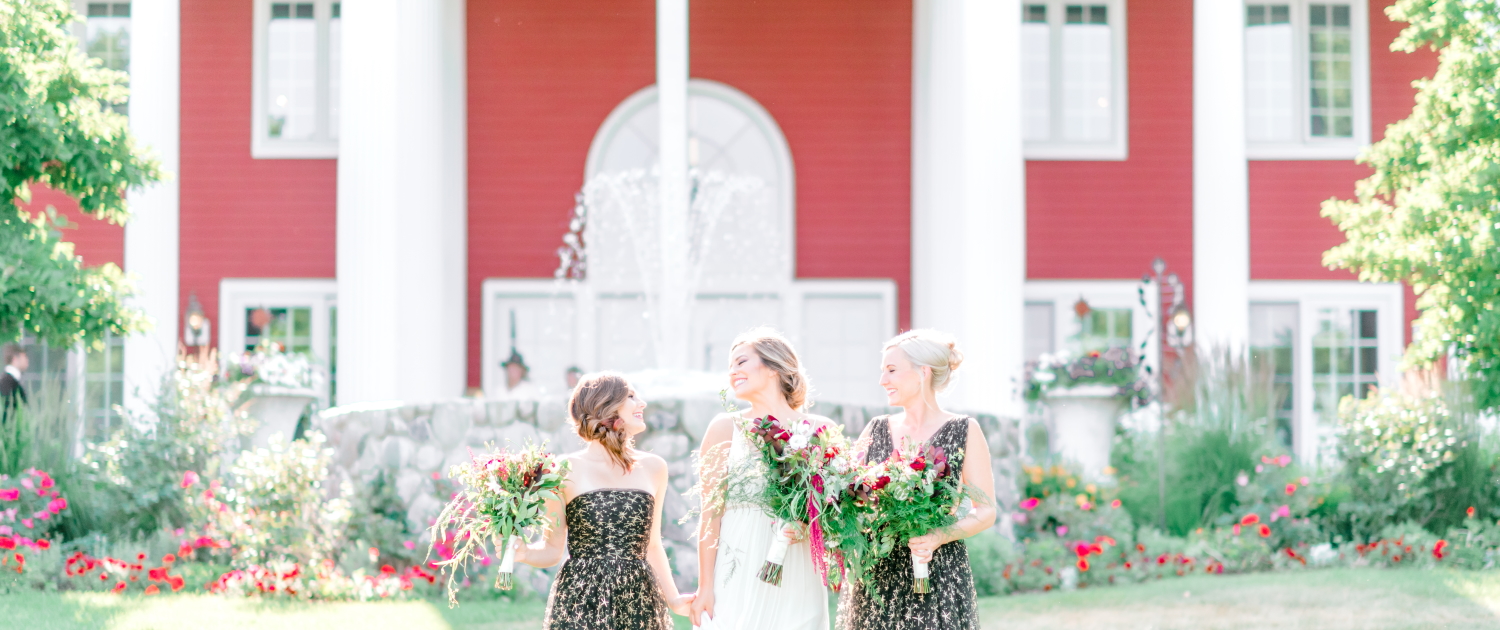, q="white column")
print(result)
[337,0,467,405]
[911,0,1026,415]
[1192,0,1250,347]
[123,0,181,412]
[656,0,690,370]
